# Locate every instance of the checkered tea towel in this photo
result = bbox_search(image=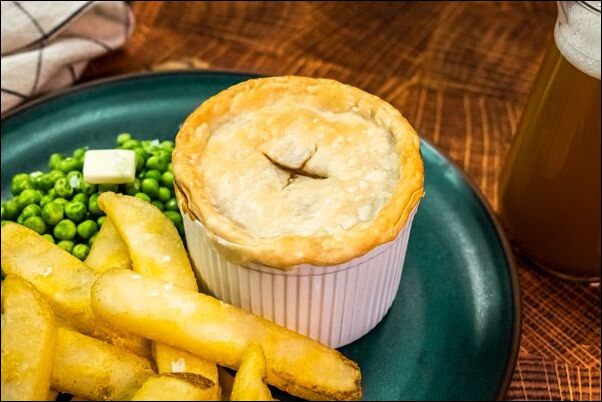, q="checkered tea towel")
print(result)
[1,1,134,113]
